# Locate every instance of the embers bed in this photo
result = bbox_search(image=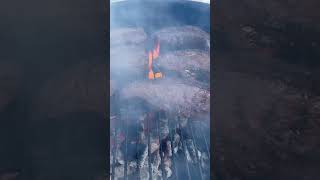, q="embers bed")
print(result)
[110,1,210,179]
